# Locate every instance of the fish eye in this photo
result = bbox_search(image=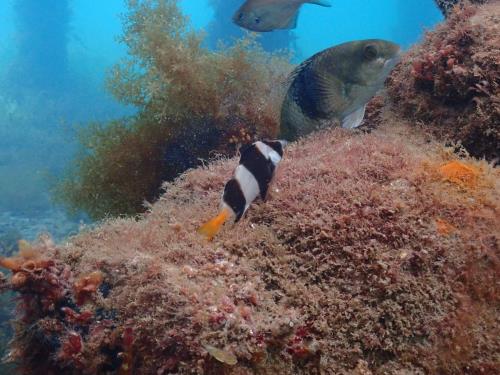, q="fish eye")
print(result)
[238,13,244,20]
[255,17,261,24]
[364,45,378,60]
